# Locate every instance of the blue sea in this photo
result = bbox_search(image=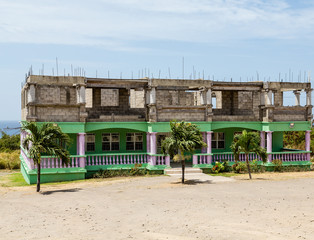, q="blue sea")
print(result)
[0,120,20,137]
